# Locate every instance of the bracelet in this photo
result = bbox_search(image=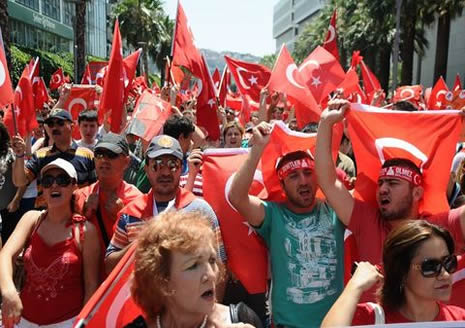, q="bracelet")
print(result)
[16,153,25,158]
